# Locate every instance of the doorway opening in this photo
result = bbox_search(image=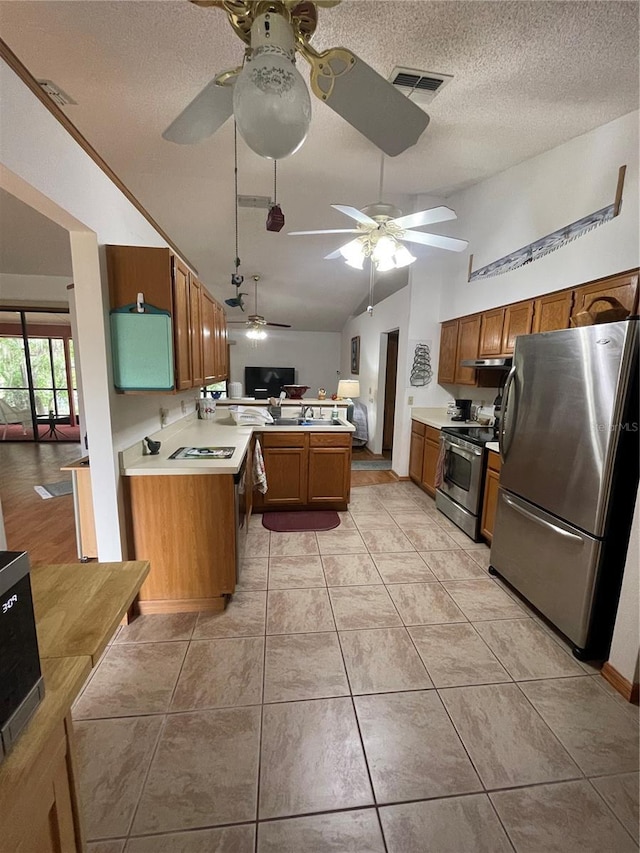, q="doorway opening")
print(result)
[381,329,399,458]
